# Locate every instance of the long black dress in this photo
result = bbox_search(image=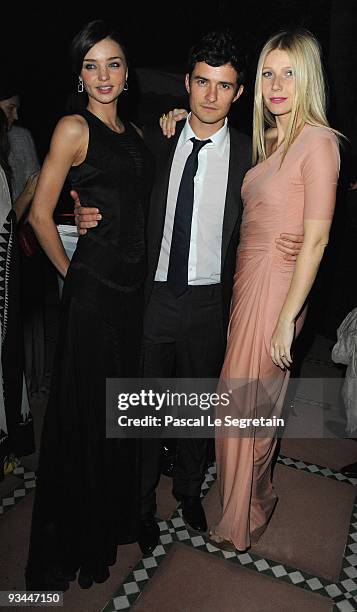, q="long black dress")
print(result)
[26,110,154,589]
